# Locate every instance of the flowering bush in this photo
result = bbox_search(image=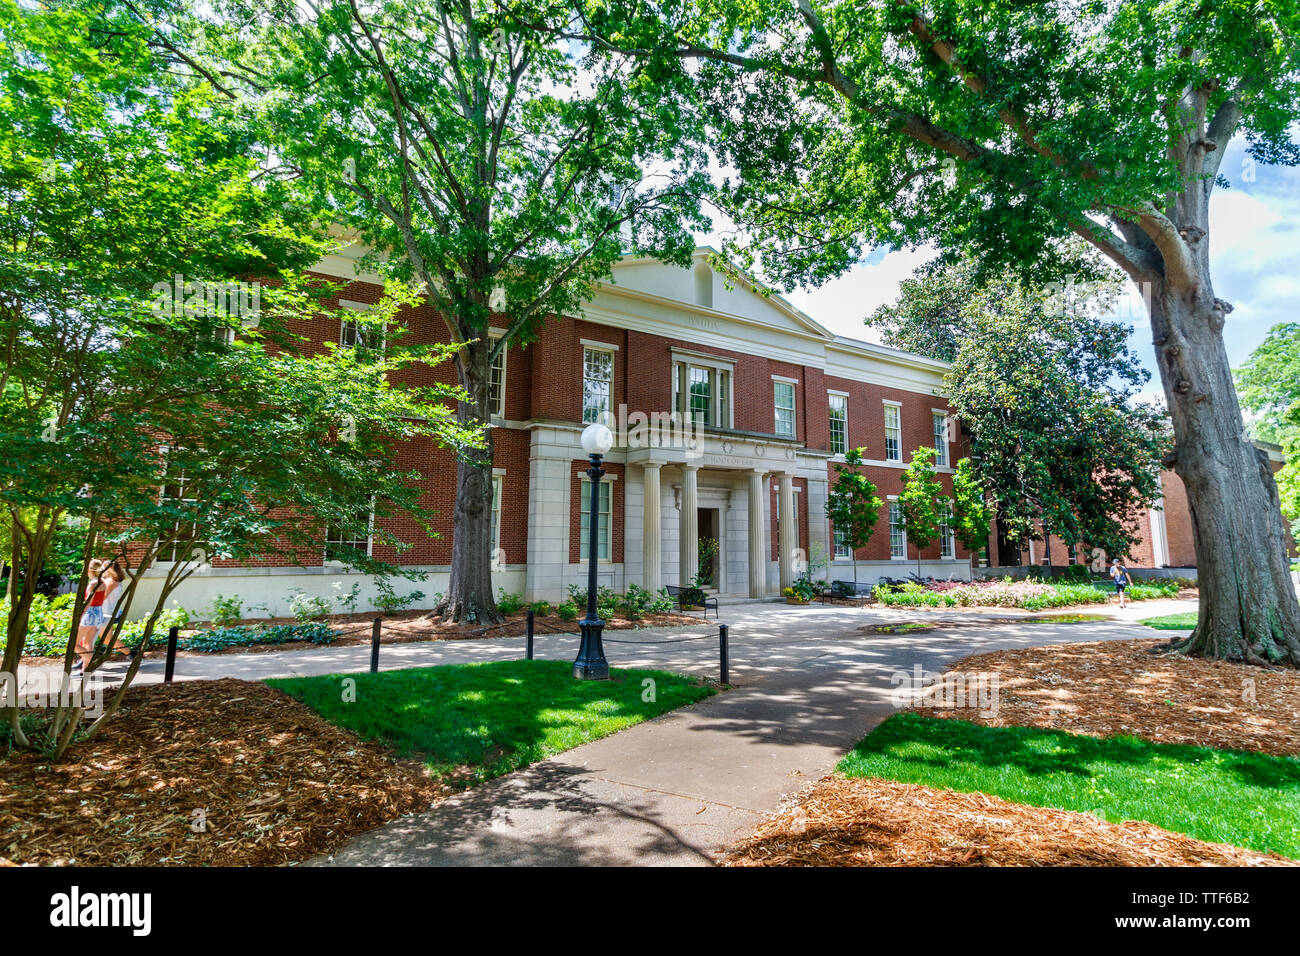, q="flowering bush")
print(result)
[873,576,1179,610]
